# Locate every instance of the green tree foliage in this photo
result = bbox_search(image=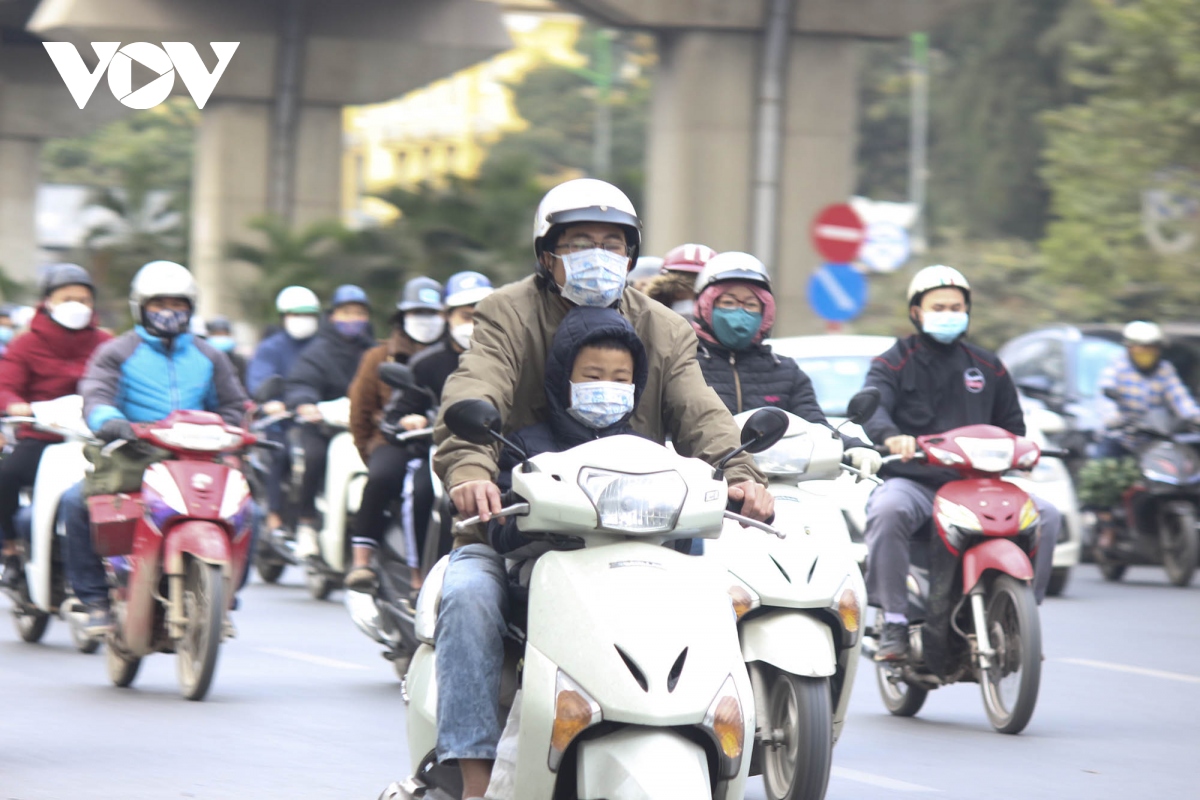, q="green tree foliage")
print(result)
[856,1,1099,240]
[1041,0,1200,321]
